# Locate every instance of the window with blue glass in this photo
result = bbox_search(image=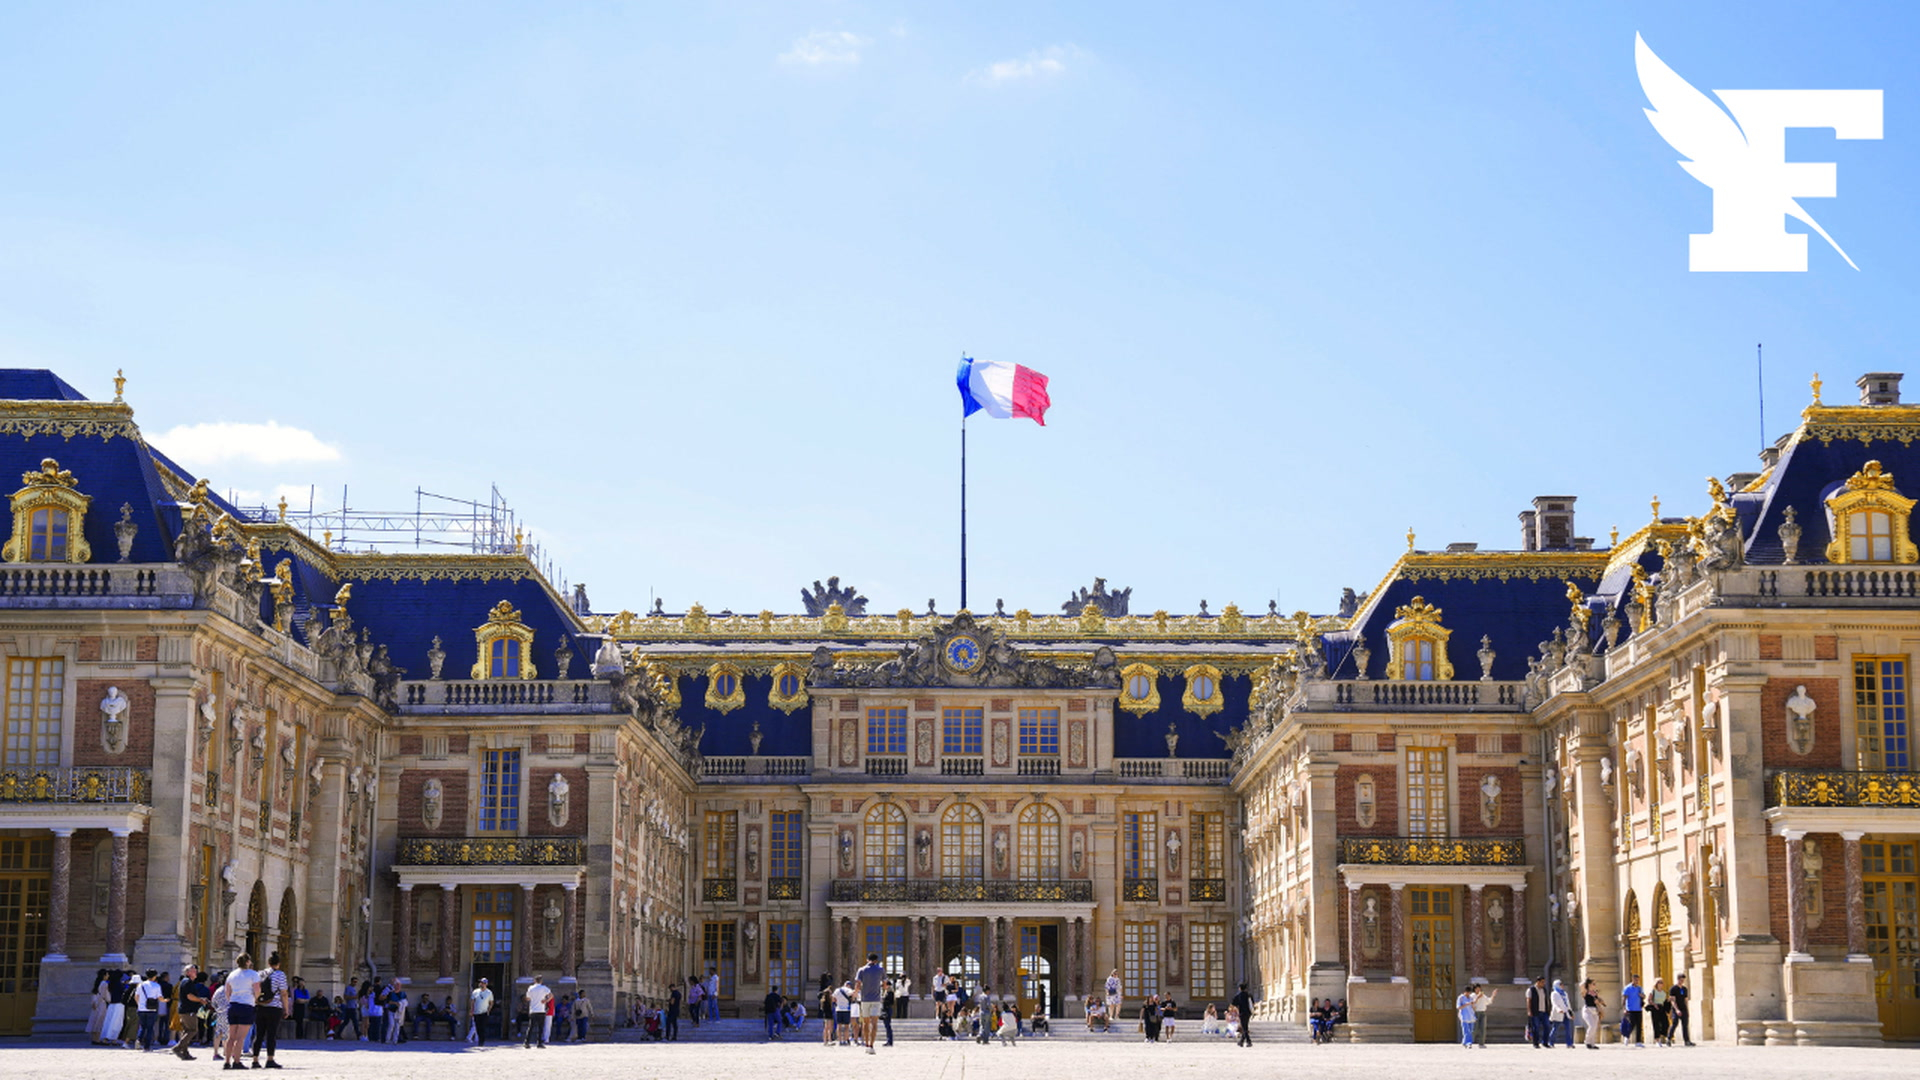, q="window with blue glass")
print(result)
[867,707,907,755]
[1018,707,1060,756]
[490,638,521,679]
[713,671,738,697]
[942,707,983,755]
[1855,656,1910,771]
[770,811,803,879]
[479,749,521,831]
